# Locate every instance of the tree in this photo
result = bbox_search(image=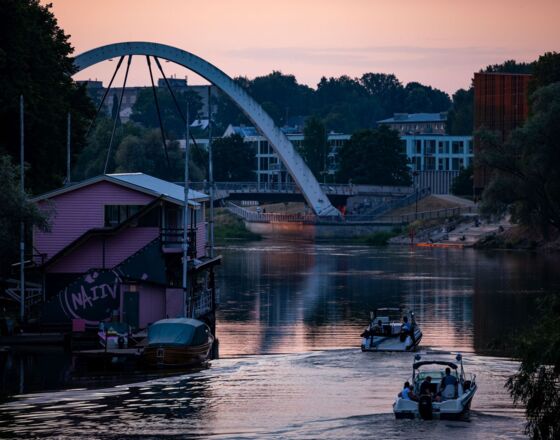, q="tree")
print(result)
[403,82,451,113]
[360,73,405,116]
[506,295,560,439]
[300,117,327,178]
[336,126,412,186]
[130,88,203,139]
[479,83,560,234]
[447,88,474,135]
[0,155,49,277]
[530,52,560,95]
[451,164,473,196]
[0,0,94,194]
[212,134,255,181]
